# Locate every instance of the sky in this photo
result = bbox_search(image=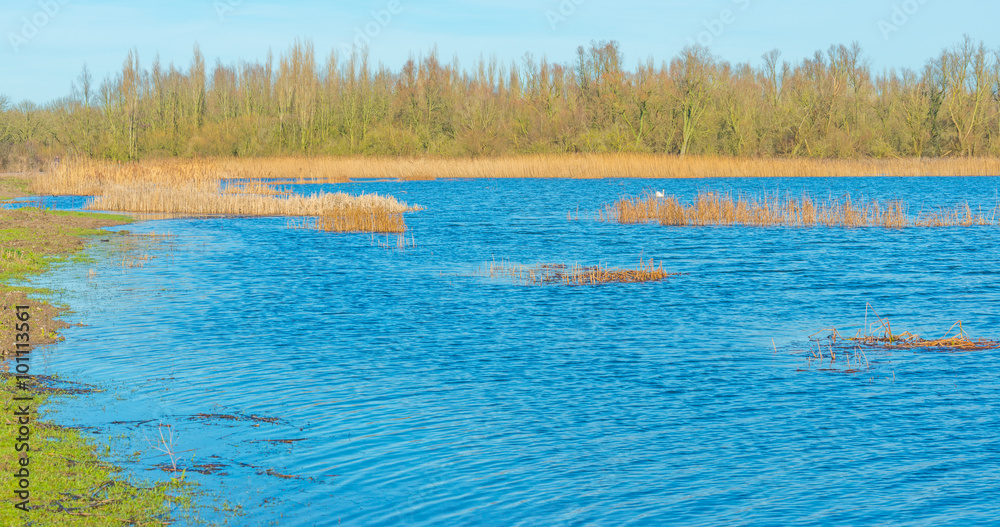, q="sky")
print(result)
[2,0,998,104]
